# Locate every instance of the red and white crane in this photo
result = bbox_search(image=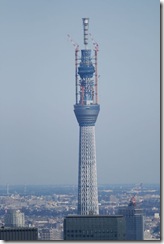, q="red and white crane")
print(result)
[67,34,79,104]
[89,33,99,104]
